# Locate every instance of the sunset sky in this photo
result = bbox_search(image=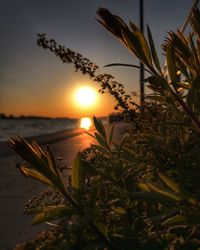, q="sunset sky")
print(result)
[0,0,194,118]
